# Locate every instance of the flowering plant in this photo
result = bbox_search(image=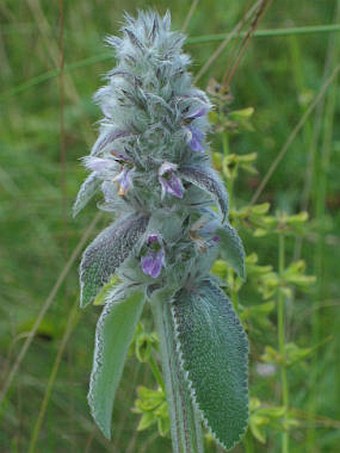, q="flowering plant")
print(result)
[75,11,249,451]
